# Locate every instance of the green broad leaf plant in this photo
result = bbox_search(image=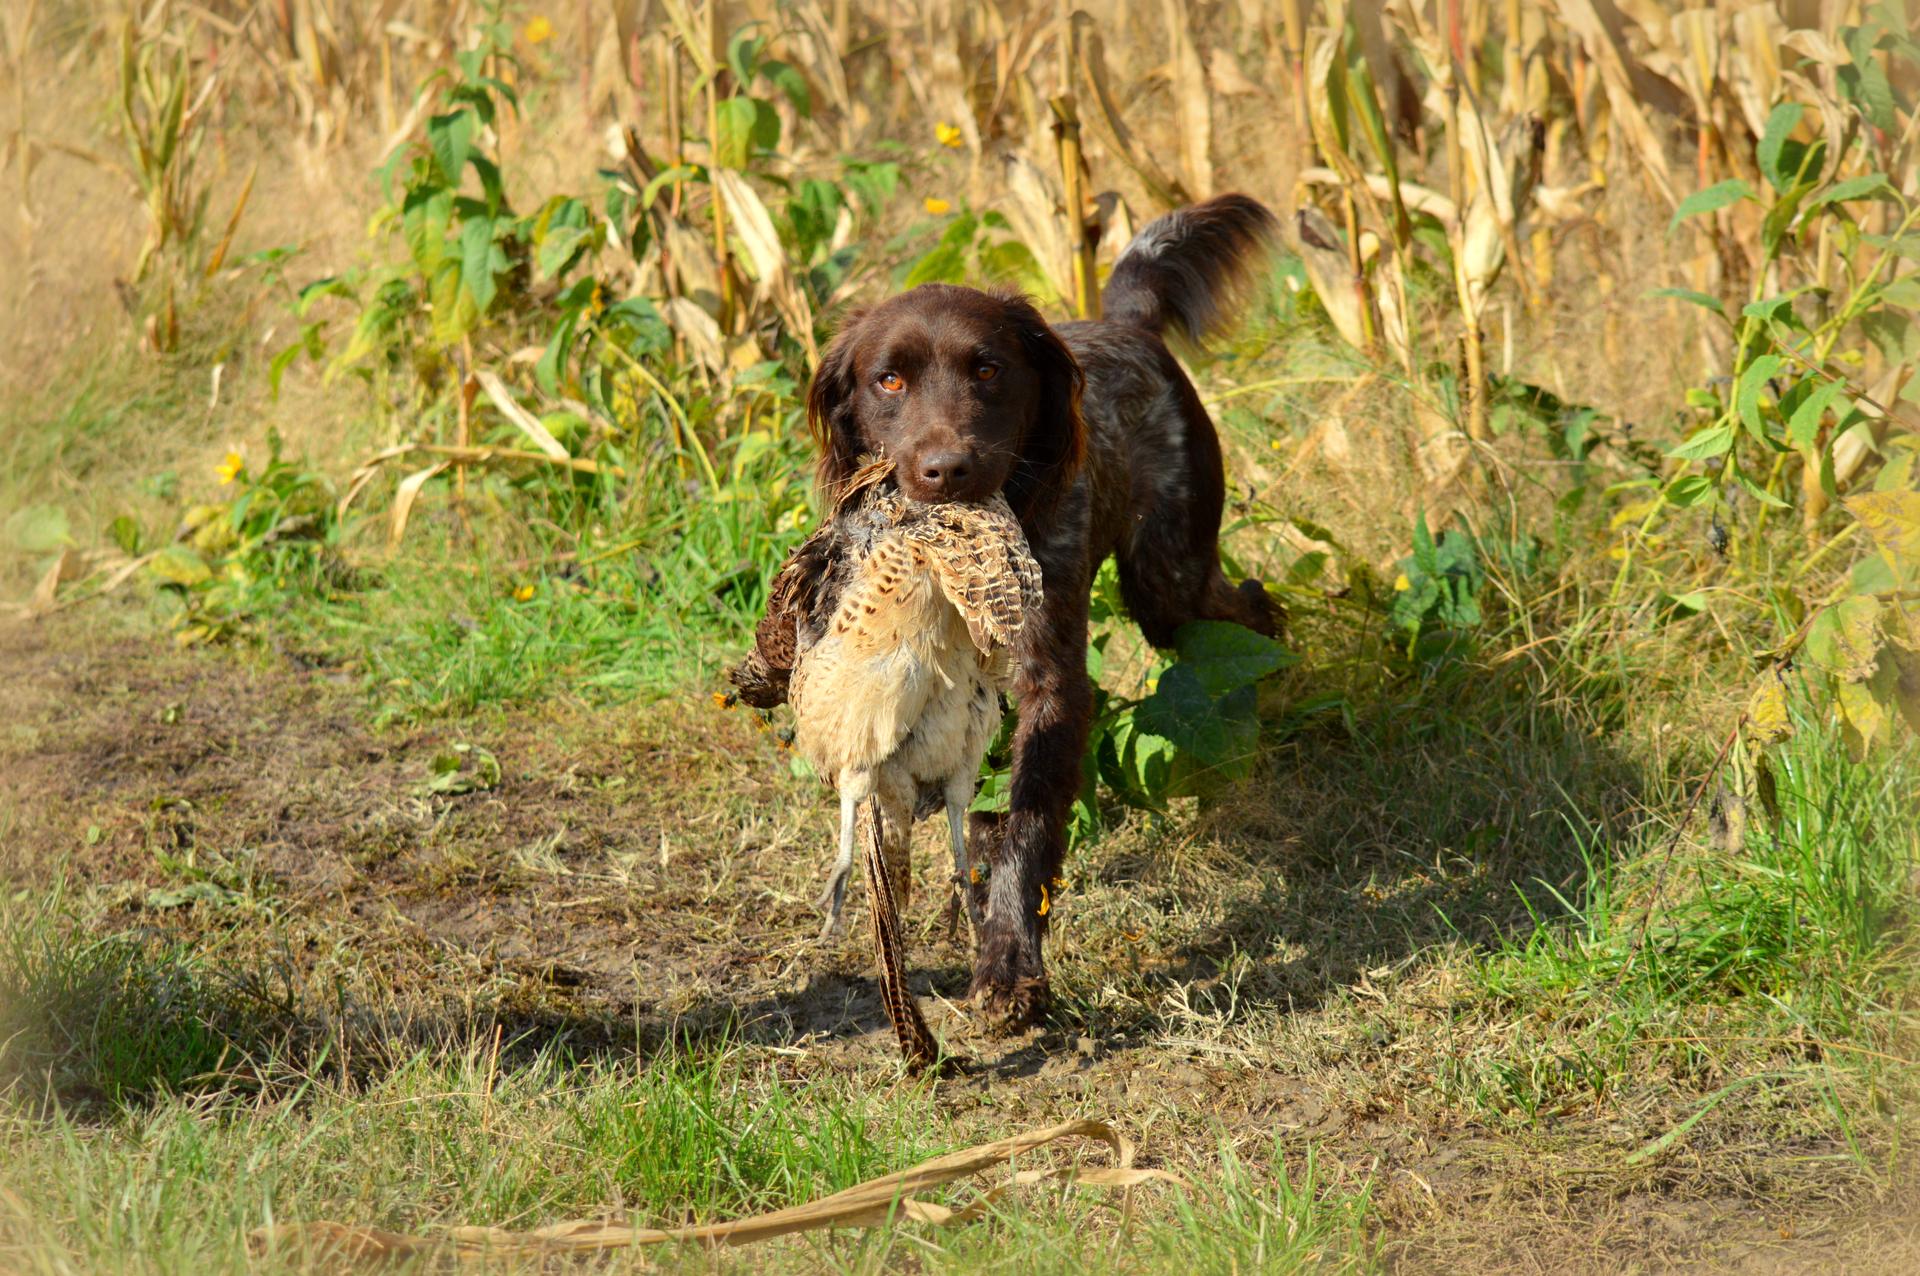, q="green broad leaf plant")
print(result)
[1651,9,1920,761]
